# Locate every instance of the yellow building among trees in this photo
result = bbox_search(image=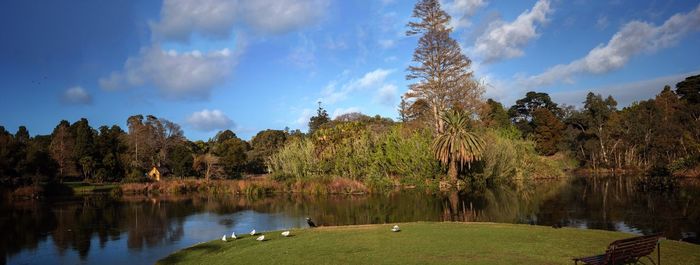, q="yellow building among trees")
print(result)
[147,166,170,181]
